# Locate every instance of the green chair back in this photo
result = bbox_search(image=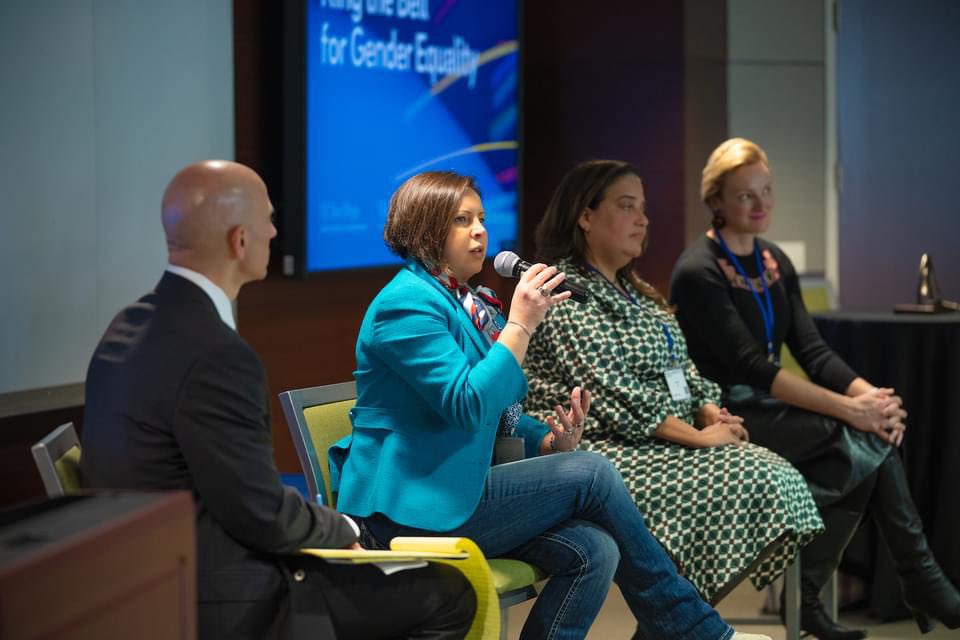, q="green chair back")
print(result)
[302,400,355,507]
[55,446,82,493]
[31,422,82,497]
[279,382,356,507]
